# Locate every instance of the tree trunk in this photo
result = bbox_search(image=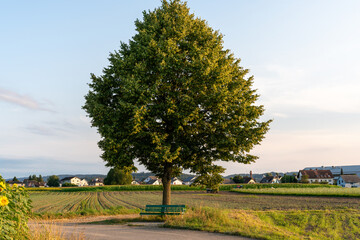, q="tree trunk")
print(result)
[162,163,172,205]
